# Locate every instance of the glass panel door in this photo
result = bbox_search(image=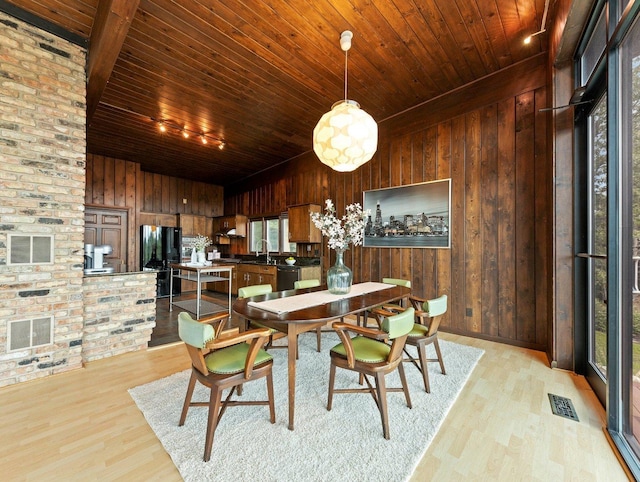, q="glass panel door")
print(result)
[585,95,609,394]
[620,15,640,457]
